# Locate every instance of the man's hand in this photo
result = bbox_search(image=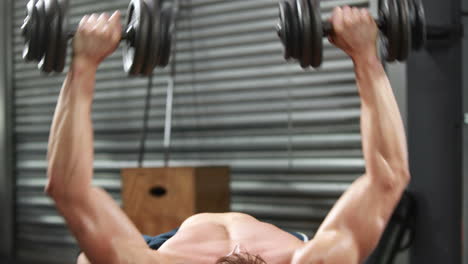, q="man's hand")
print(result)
[73,11,122,69]
[328,6,378,62]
